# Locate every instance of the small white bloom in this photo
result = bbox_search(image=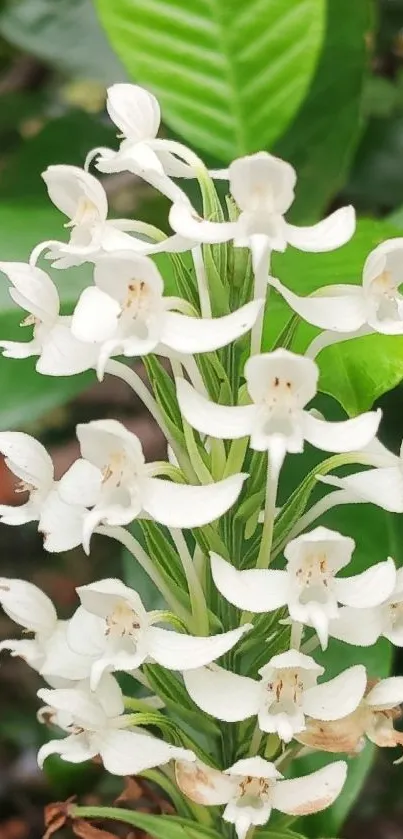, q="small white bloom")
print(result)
[0,262,97,374]
[37,674,194,774]
[58,419,247,549]
[71,251,263,378]
[176,349,381,464]
[210,526,396,649]
[169,152,355,254]
[328,566,403,647]
[0,578,93,682]
[0,432,89,552]
[296,676,403,754]
[89,84,227,202]
[320,439,403,513]
[66,577,252,689]
[38,165,189,269]
[269,238,403,337]
[184,653,367,742]
[176,755,347,839]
